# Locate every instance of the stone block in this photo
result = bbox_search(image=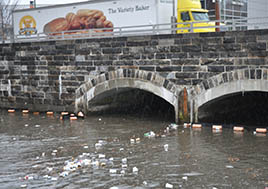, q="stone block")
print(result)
[102,48,122,54]
[222,73,228,83]
[175,72,197,79]
[182,45,201,52]
[256,69,262,79]
[208,66,224,72]
[223,37,235,44]
[247,43,267,51]
[250,69,256,79]
[156,66,181,72]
